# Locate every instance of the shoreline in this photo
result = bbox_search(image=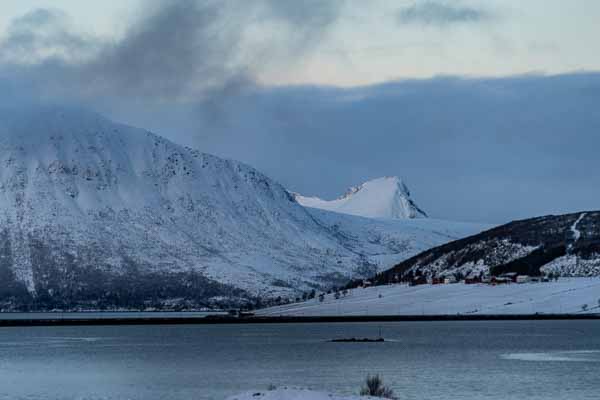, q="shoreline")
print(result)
[1,313,599,327]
